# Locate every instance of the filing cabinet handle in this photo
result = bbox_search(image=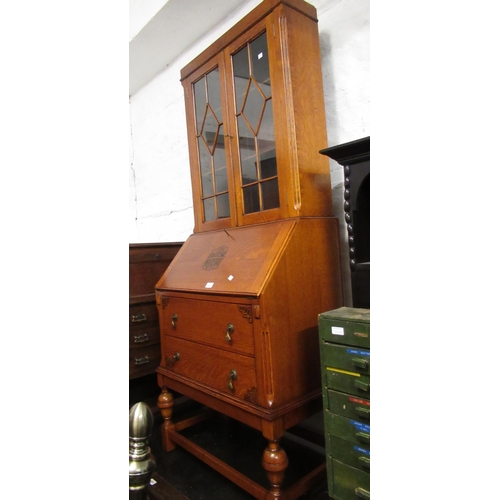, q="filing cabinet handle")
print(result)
[132,313,147,323]
[133,333,149,343]
[356,431,370,444]
[134,356,150,366]
[352,357,369,369]
[355,406,370,418]
[354,379,370,392]
[354,487,370,499]
[358,456,370,469]
[228,369,238,391]
[171,313,178,329]
[225,323,234,343]
[166,352,180,368]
